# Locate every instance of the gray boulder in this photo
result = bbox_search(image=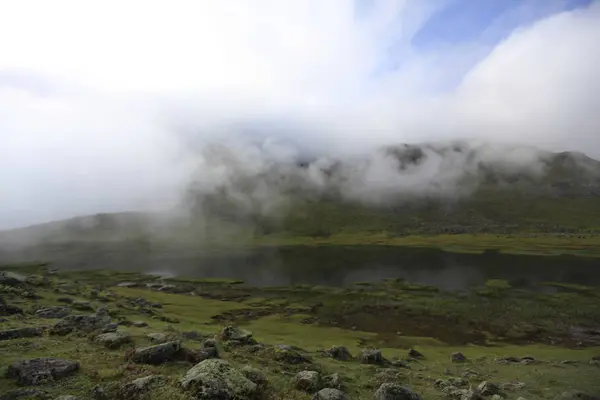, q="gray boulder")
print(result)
[408,349,424,359]
[271,344,312,364]
[146,332,170,343]
[0,327,44,341]
[0,302,23,316]
[241,366,268,390]
[35,307,71,319]
[219,326,256,345]
[323,373,343,390]
[132,321,148,328]
[314,388,348,400]
[50,308,111,335]
[118,375,163,399]
[478,381,501,396]
[130,341,181,364]
[294,370,321,393]
[360,349,385,365]
[180,359,258,399]
[94,331,132,349]
[374,383,422,400]
[327,345,353,361]
[0,388,50,399]
[452,352,467,362]
[0,271,28,286]
[6,358,79,386]
[55,396,79,400]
